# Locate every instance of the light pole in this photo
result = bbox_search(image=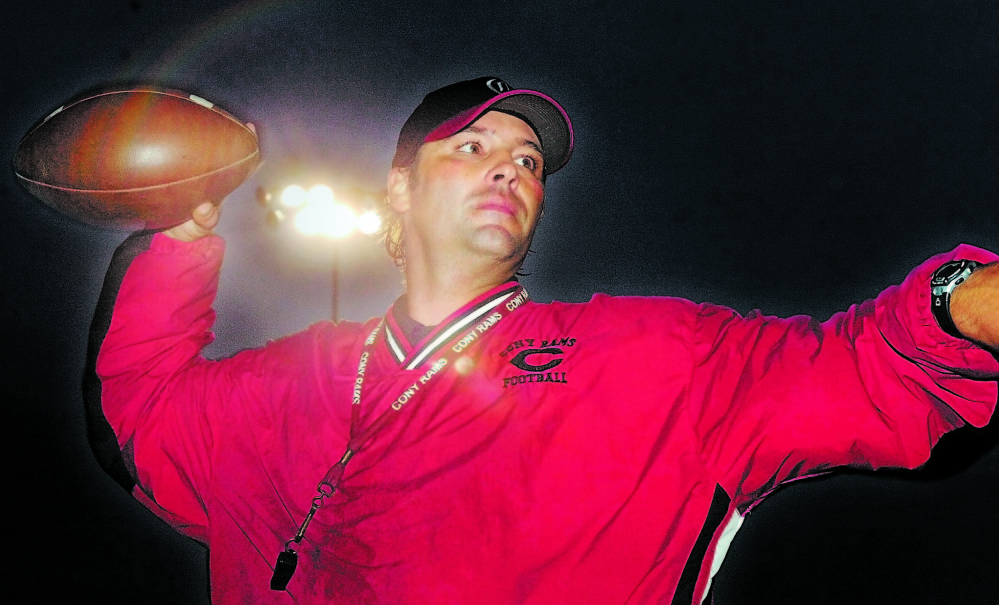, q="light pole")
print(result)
[257,184,382,321]
[330,245,340,321]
